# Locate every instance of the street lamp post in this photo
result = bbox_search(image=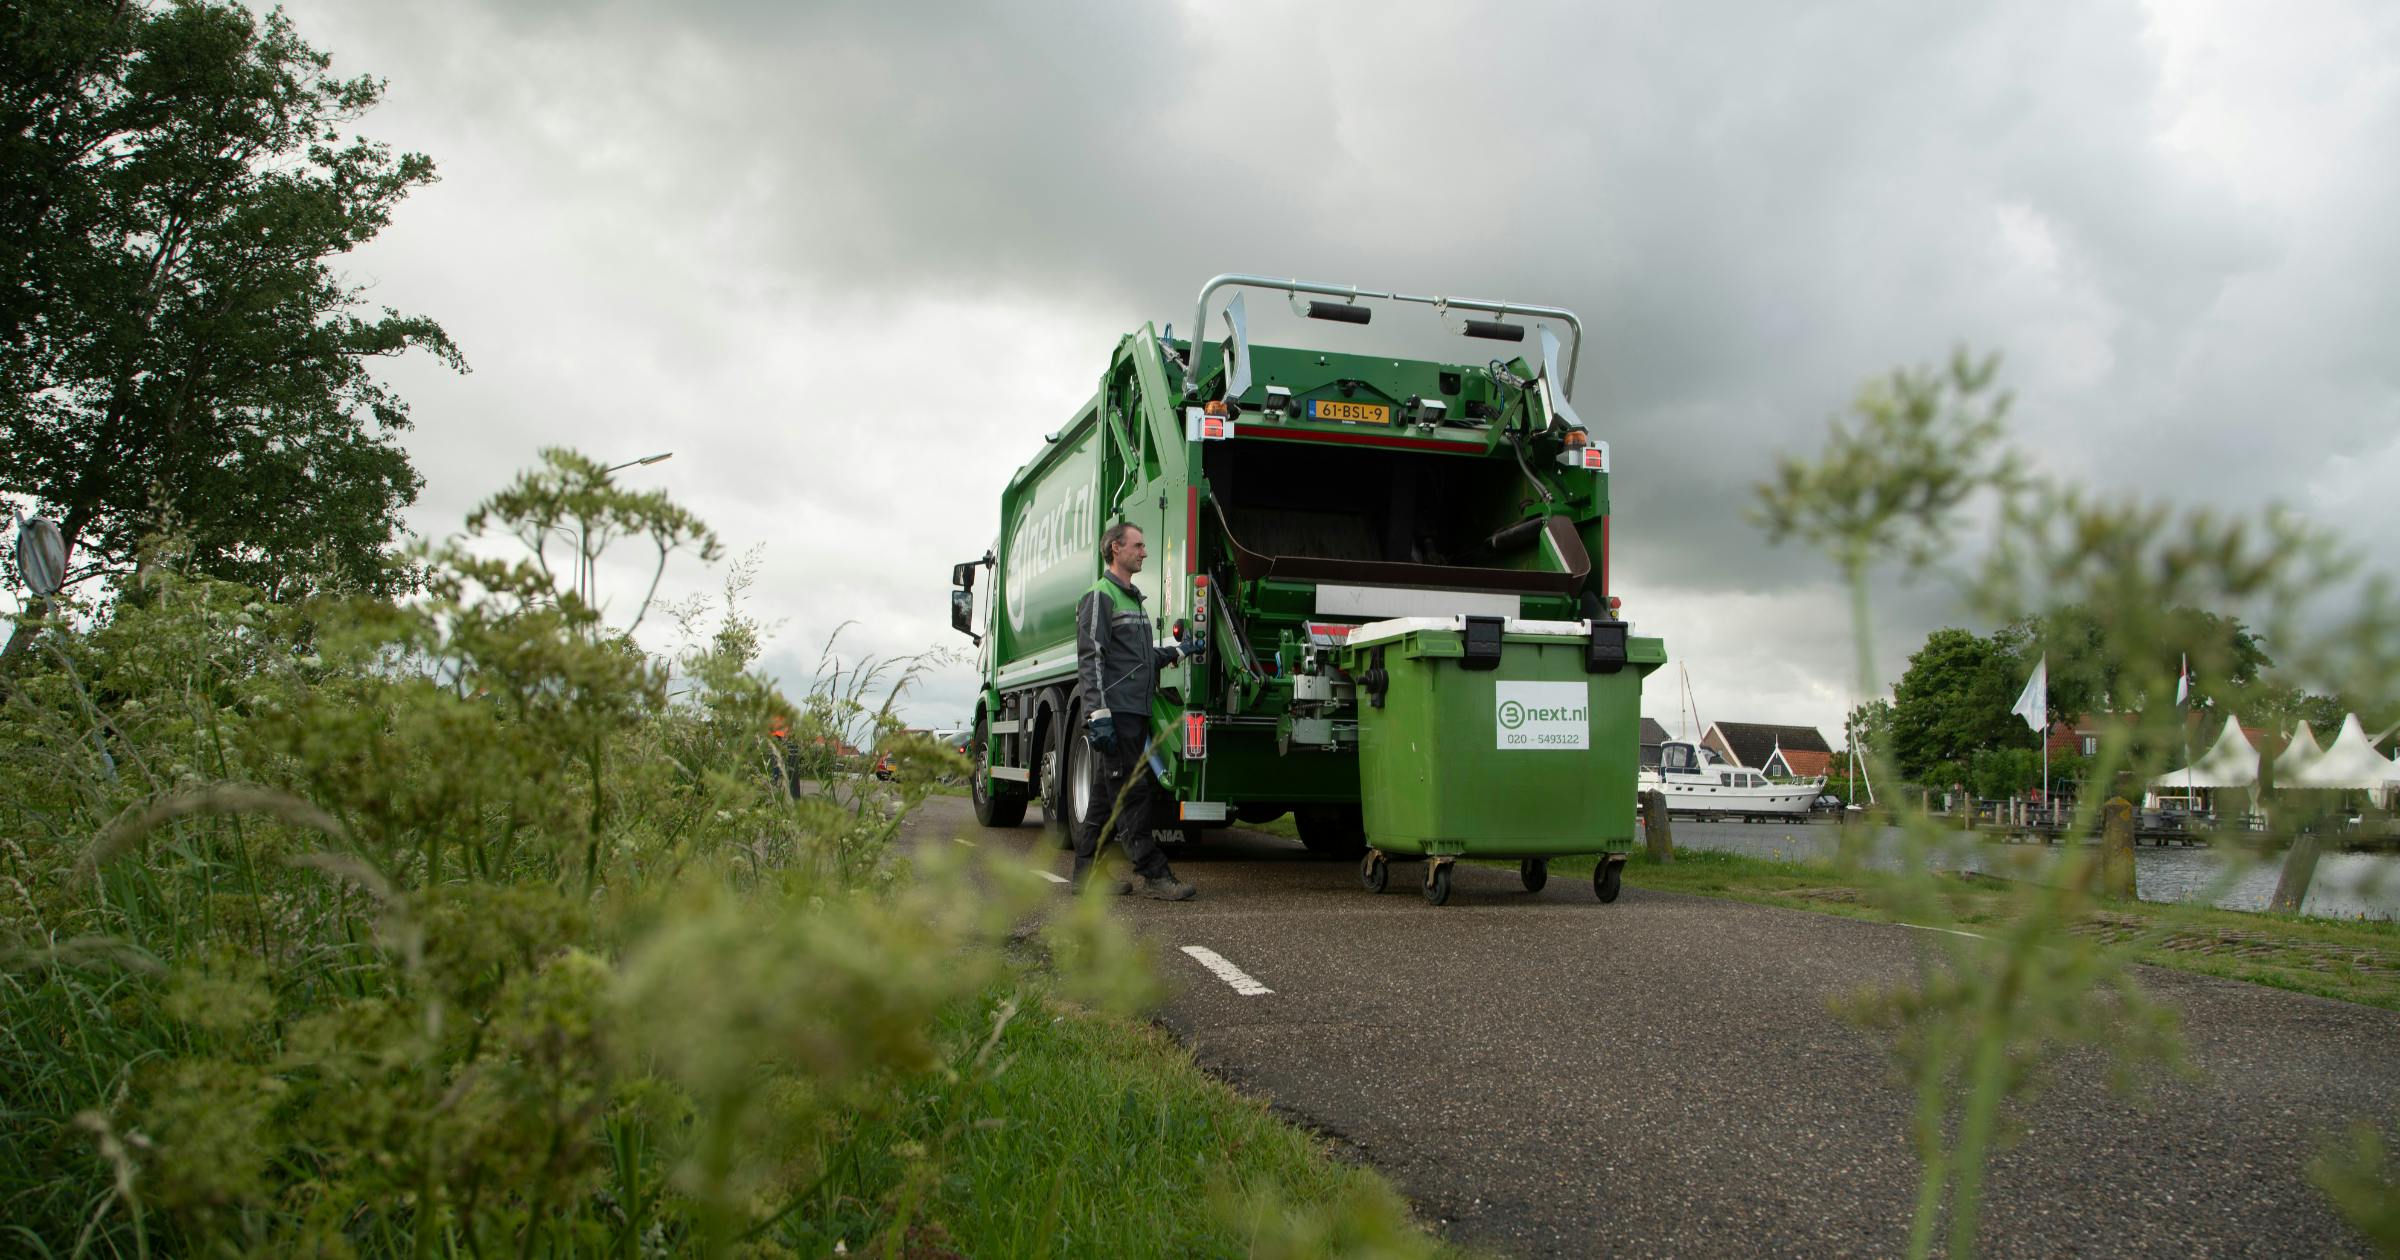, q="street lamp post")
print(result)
[560,452,675,609]
[604,452,673,476]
